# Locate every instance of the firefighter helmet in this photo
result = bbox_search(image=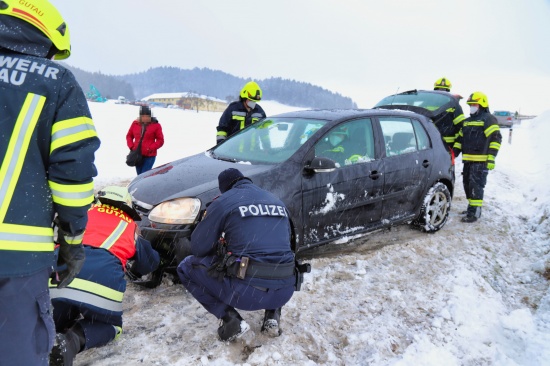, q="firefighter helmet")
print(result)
[466,92,489,108]
[434,77,452,91]
[240,81,262,101]
[96,186,140,221]
[0,0,71,60]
